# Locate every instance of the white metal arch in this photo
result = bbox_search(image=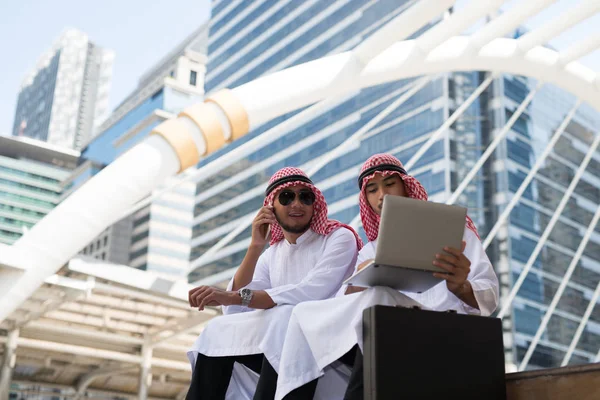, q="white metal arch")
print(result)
[235,35,600,129]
